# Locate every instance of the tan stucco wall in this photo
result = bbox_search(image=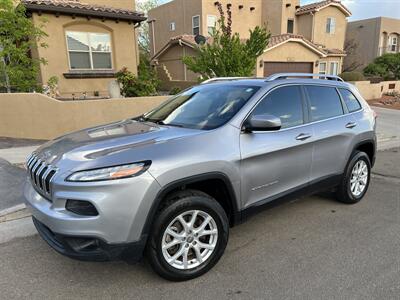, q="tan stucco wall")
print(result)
[32,13,139,98]
[0,94,168,140]
[257,41,321,76]
[149,0,202,56]
[345,17,400,71]
[202,0,262,37]
[313,6,347,50]
[157,44,198,82]
[297,13,313,40]
[350,80,400,100]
